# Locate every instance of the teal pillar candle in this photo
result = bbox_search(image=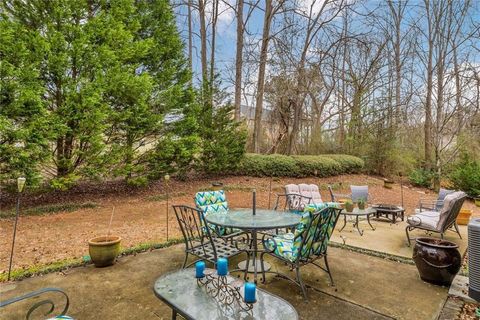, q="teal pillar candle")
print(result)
[195,261,205,278]
[244,282,256,303]
[217,258,228,276]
